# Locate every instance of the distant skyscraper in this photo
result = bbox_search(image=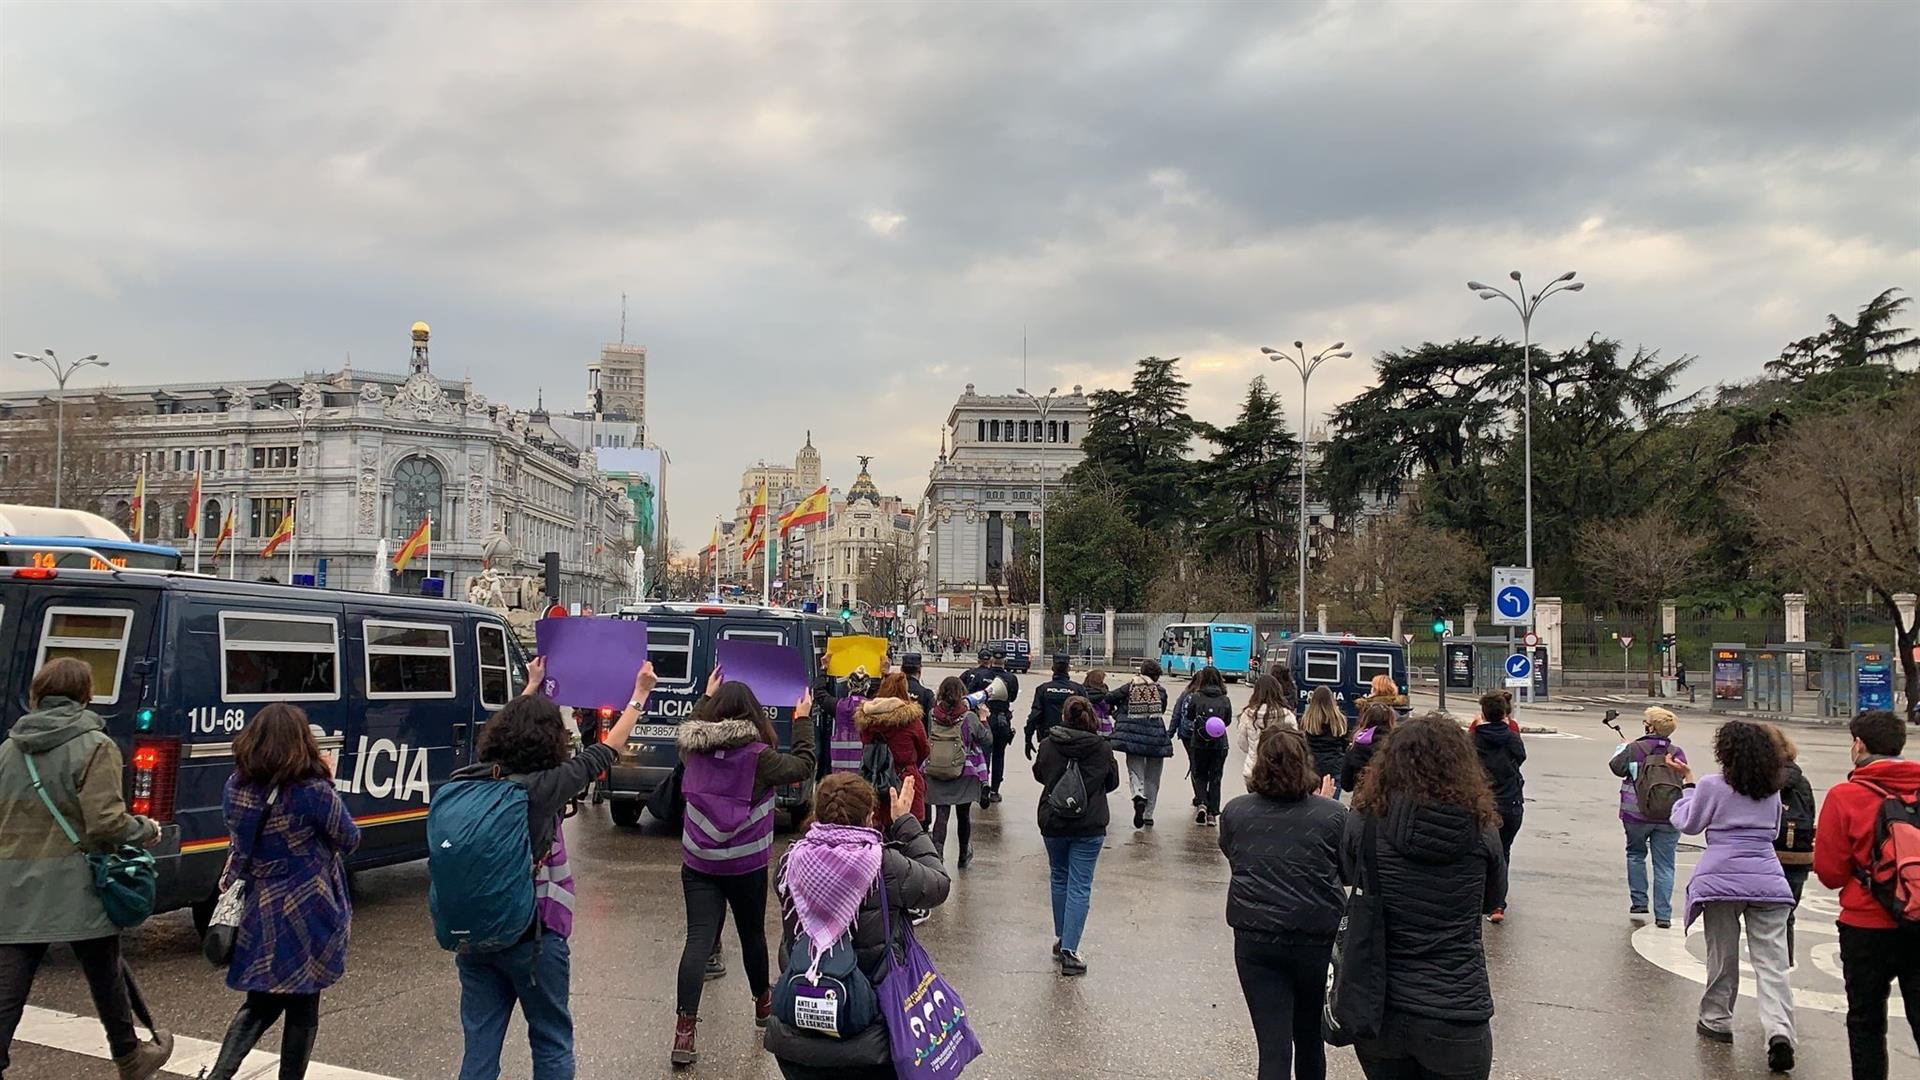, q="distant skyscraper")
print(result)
[587,343,647,436]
